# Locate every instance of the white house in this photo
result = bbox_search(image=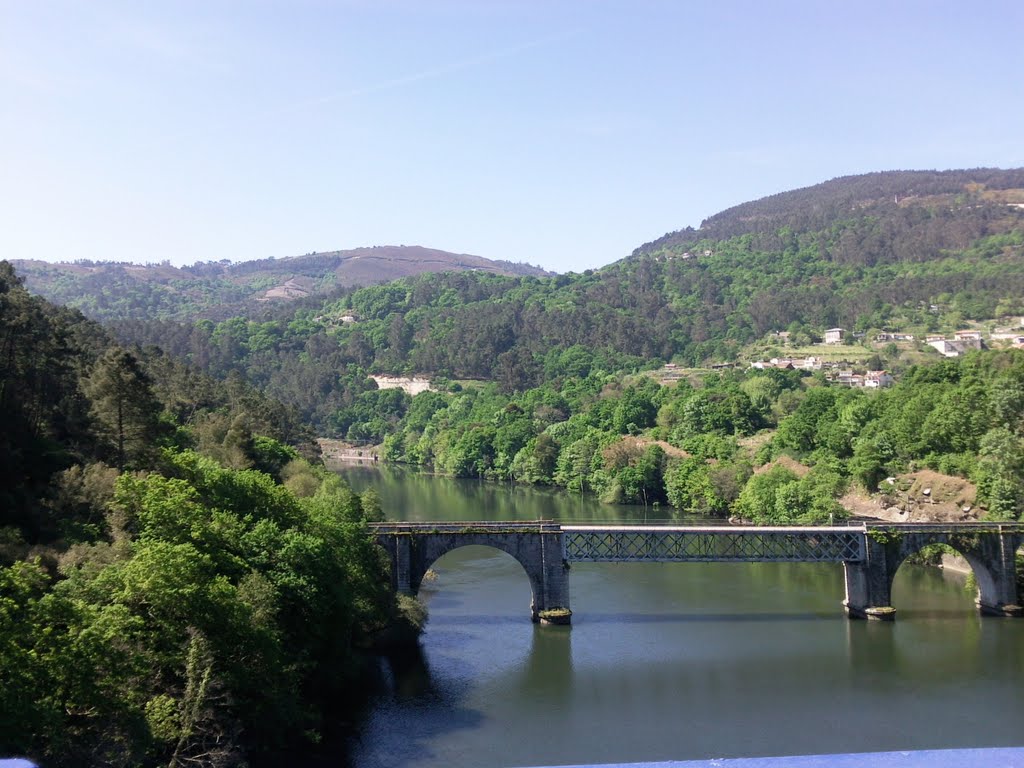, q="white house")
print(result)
[928,339,979,357]
[864,371,895,389]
